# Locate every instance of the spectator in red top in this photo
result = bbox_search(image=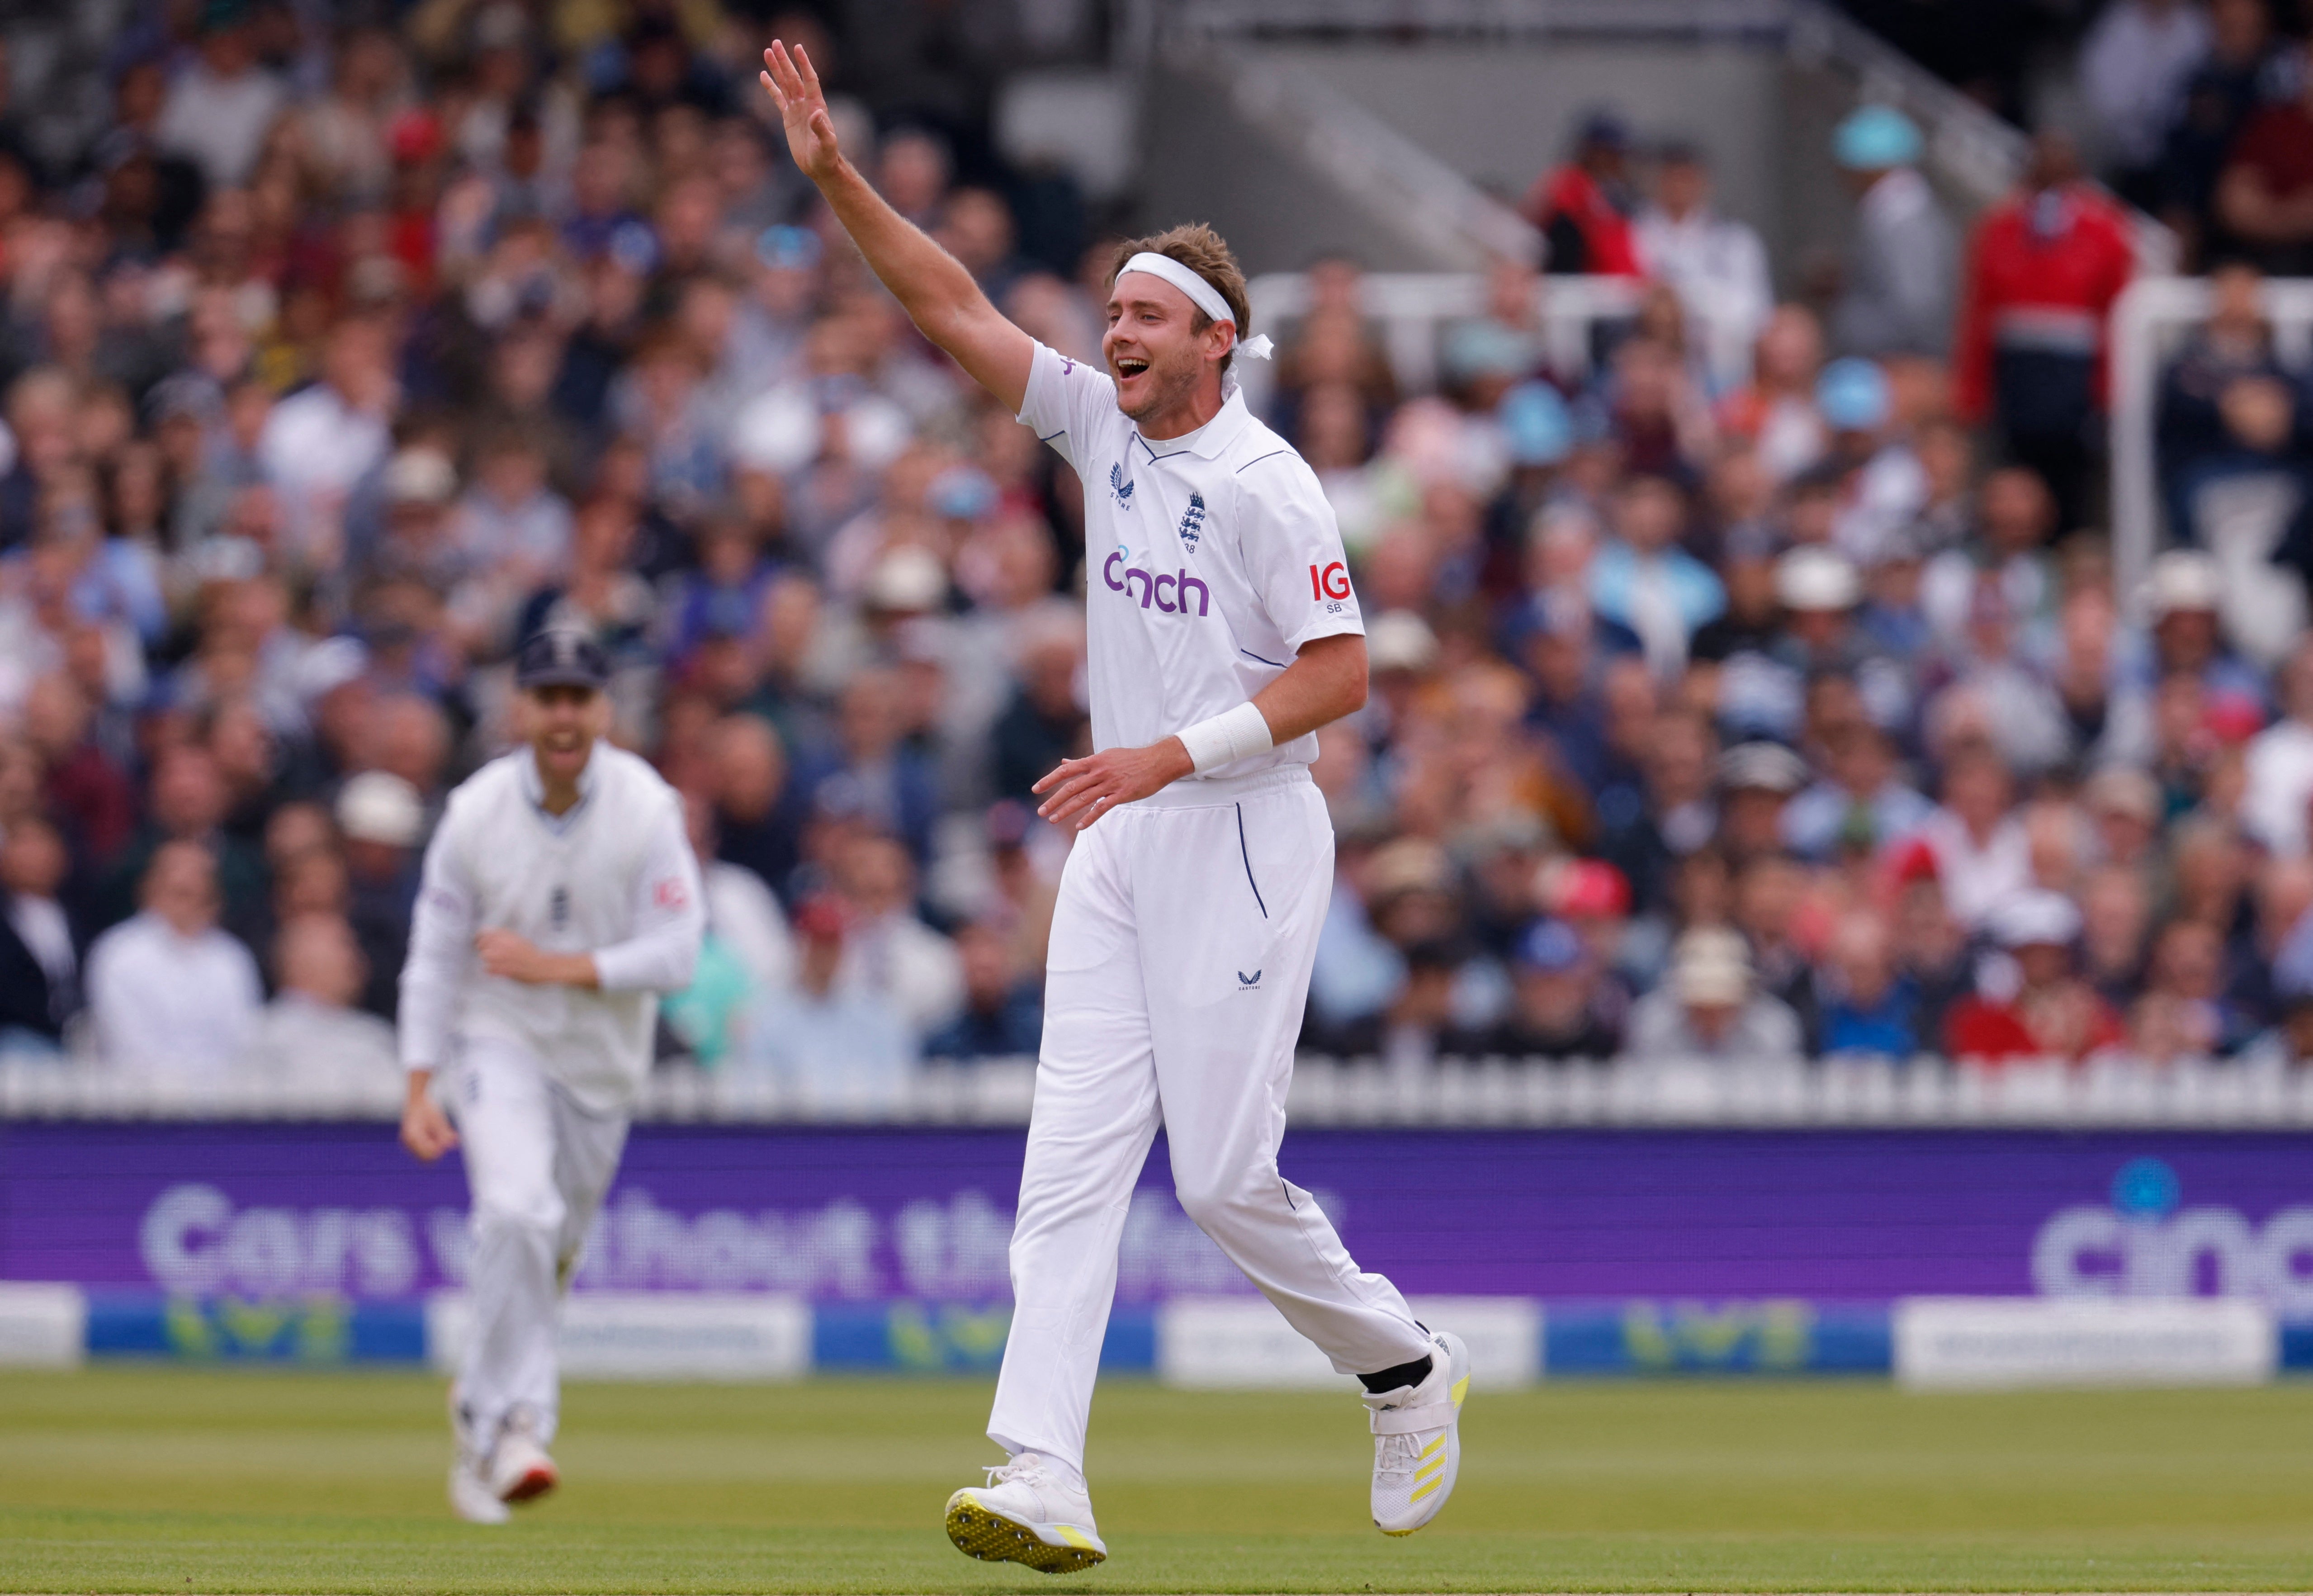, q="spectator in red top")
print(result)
[1952,131,2135,533]
[2216,65,2313,275]
[385,108,445,294]
[21,673,134,867]
[1525,110,1643,278]
[1944,890,2128,1064]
